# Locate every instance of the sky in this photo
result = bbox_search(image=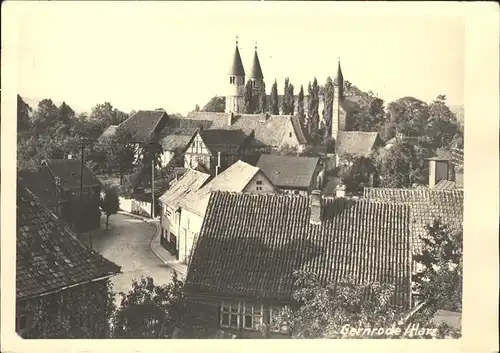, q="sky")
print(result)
[15,2,465,116]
